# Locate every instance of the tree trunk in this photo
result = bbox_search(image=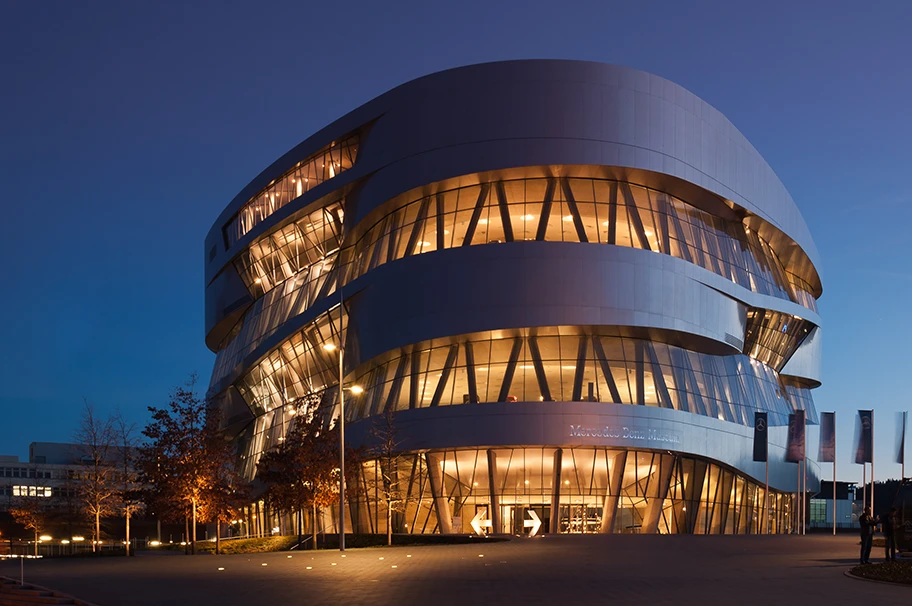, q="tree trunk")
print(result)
[297,509,303,550]
[34,530,38,557]
[216,519,221,555]
[387,502,392,546]
[191,500,197,555]
[184,517,190,555]
[312,503,318,550]
[95,510,101,555]
[125,511,131,557]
